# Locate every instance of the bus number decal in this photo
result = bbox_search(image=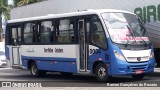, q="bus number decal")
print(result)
[90,49,101,54]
